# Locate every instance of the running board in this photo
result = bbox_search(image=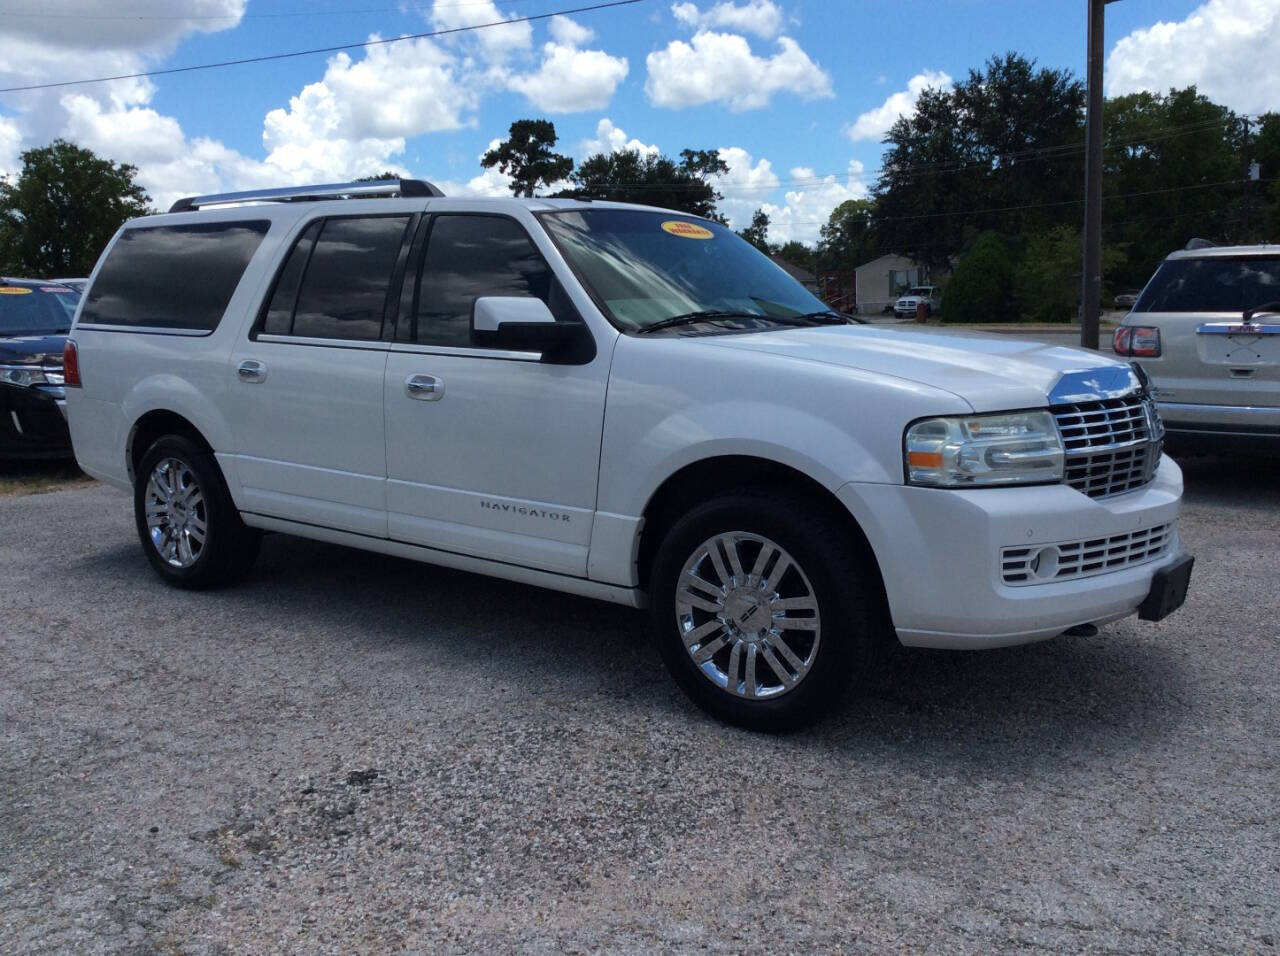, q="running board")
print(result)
[240,511,648,609]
